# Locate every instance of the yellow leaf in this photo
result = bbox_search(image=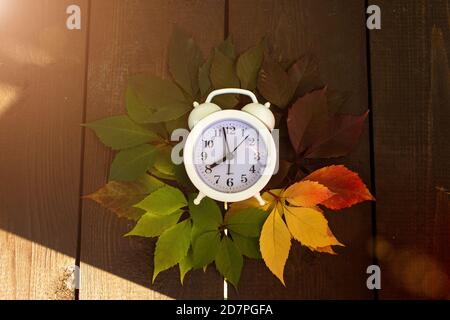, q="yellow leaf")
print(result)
[284,206,344,250]
[283,180,334,207]
[259,208,292,285]
[225,190,282,220]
